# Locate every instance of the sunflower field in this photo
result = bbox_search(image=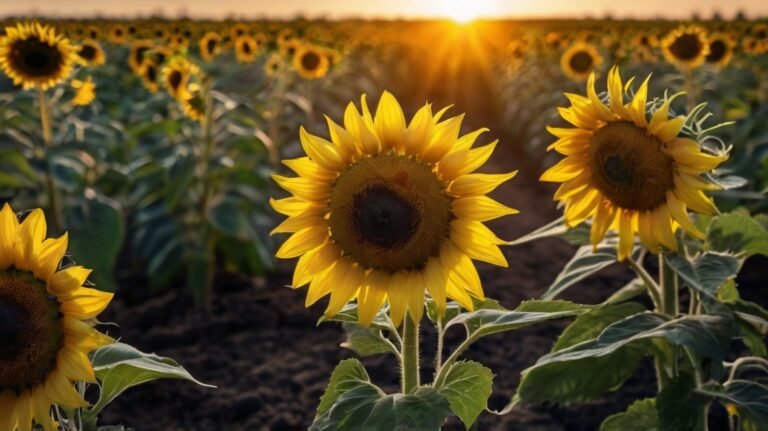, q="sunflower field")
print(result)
[0,13,767,431]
